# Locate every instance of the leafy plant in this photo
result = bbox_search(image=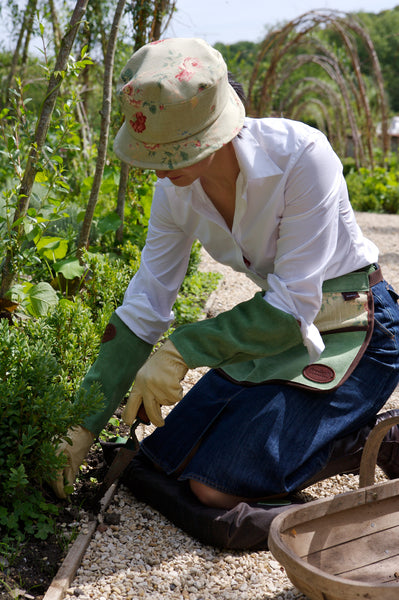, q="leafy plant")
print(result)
[345,153,399,213]
[172,241,221,327]
[0,315,103,543]
[0,77,83,301]
[173,269,221,326]
[117,169,156,249]
[79,243,141,320]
